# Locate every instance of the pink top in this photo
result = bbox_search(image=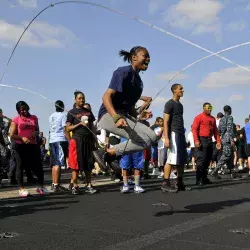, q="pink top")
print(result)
[12,115,38,144]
